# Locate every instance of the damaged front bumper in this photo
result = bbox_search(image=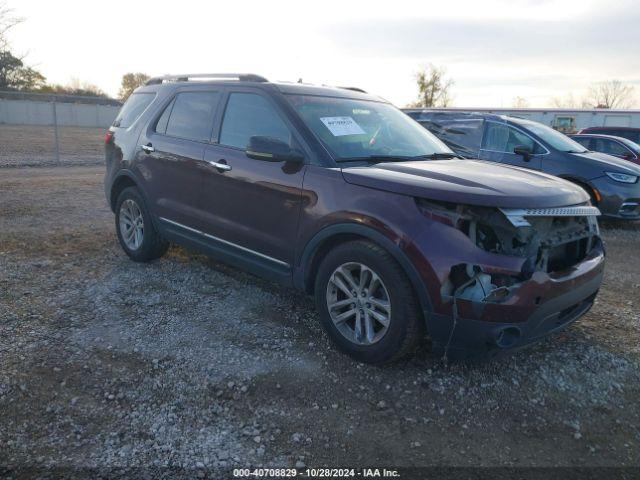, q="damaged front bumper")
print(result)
[430,237,604,360]
[414,199,605,360]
